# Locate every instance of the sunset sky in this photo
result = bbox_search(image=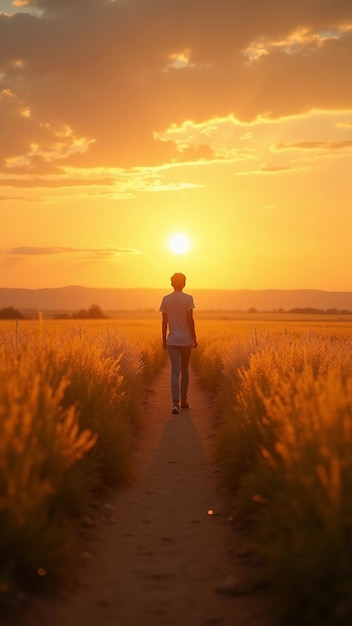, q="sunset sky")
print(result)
[1,0,352,292]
